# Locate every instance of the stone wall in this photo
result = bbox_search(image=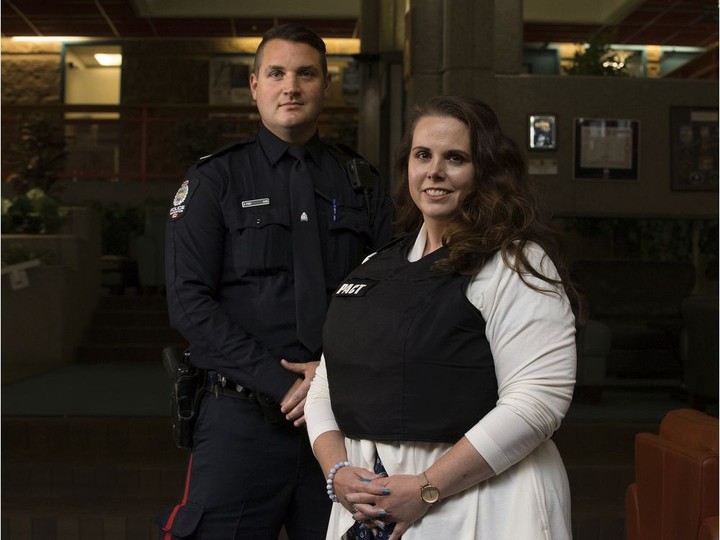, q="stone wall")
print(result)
[1,40,62,104]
